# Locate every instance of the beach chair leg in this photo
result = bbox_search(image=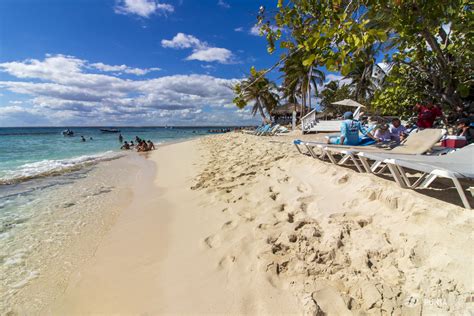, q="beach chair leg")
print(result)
[452,177,472,209]
[305,145,318,158]
[294,143,303,154]
[376,164,388,175]
[420,173,438,188]
[359,156,372,173]
[411,173,428,188]
[396,165,411,187]
[370,161,384,173]
[326,151,339,165]
[386,164,408,188]
[348,154,364,173]
[338,155,351,165]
